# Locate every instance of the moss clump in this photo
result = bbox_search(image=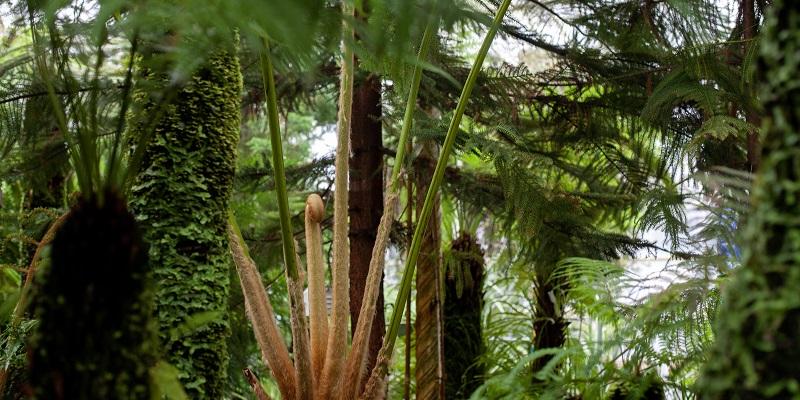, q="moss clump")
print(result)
[607,373,665,400]
[28,190,157,400]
